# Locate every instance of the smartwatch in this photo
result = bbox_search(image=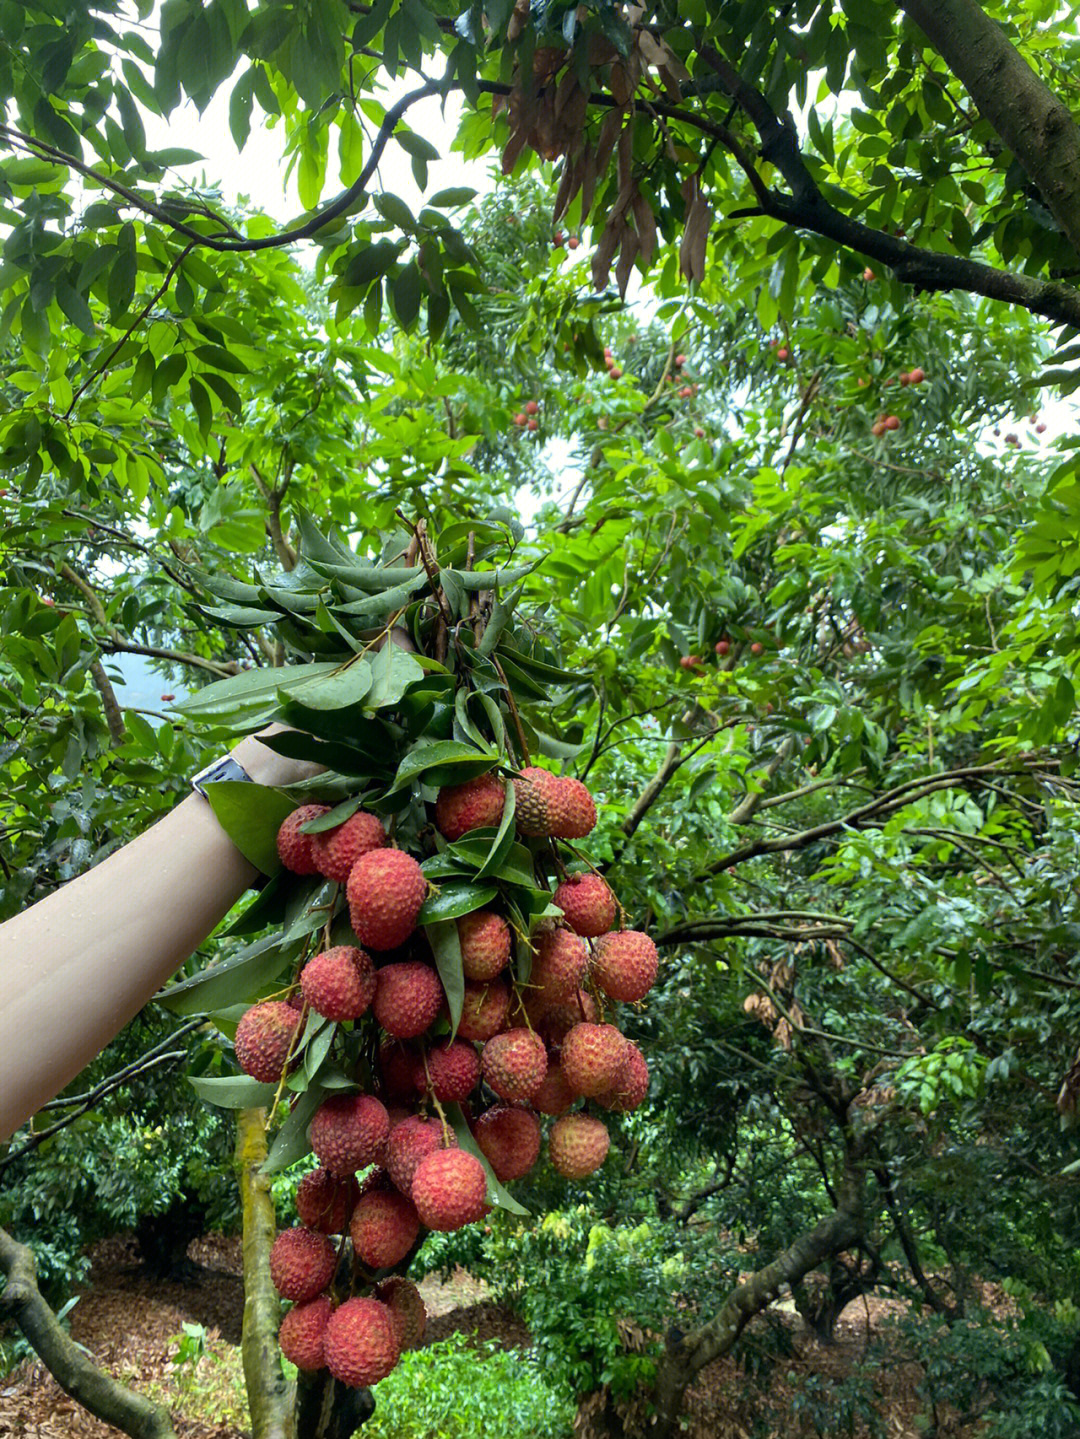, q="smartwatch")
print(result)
[190,754,254,797]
